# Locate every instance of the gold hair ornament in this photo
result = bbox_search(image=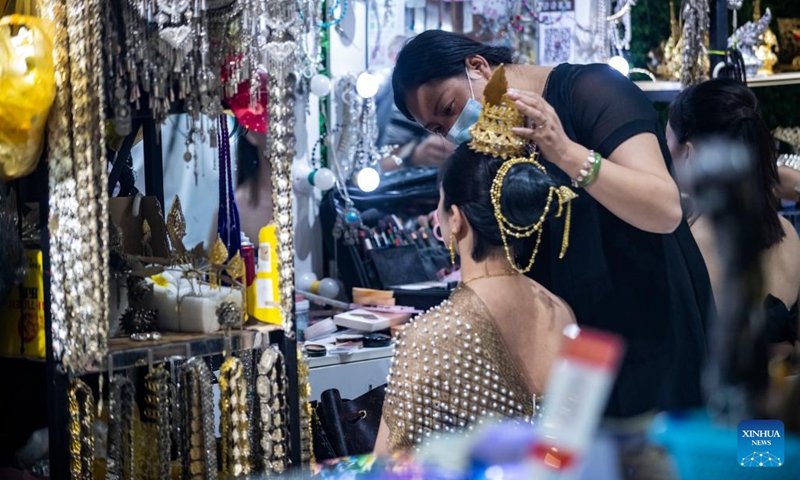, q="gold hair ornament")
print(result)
[469,66,575,273]
[490,157,577,274]
[468,64,534,161]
